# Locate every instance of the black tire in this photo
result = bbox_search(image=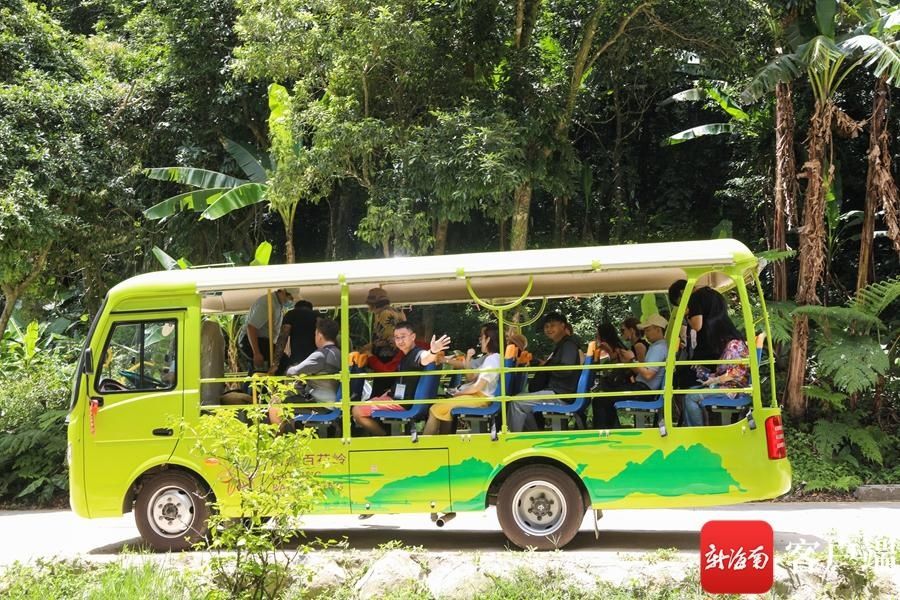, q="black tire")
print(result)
[134,471,210,551]
[496,465,585,550]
